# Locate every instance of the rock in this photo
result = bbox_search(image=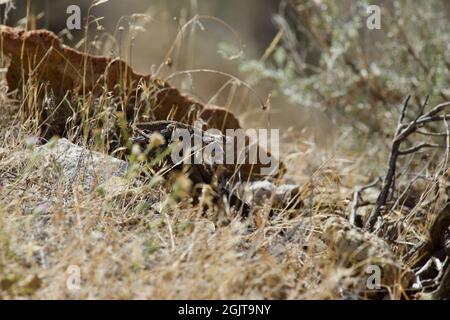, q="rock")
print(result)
[239,181,302,209]
[37,138,128,191]
[0,25,243,134]
[322,216,413,293]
